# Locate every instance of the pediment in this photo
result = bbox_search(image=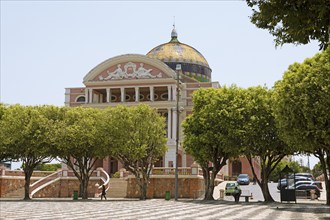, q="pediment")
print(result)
[83,54,176,84]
